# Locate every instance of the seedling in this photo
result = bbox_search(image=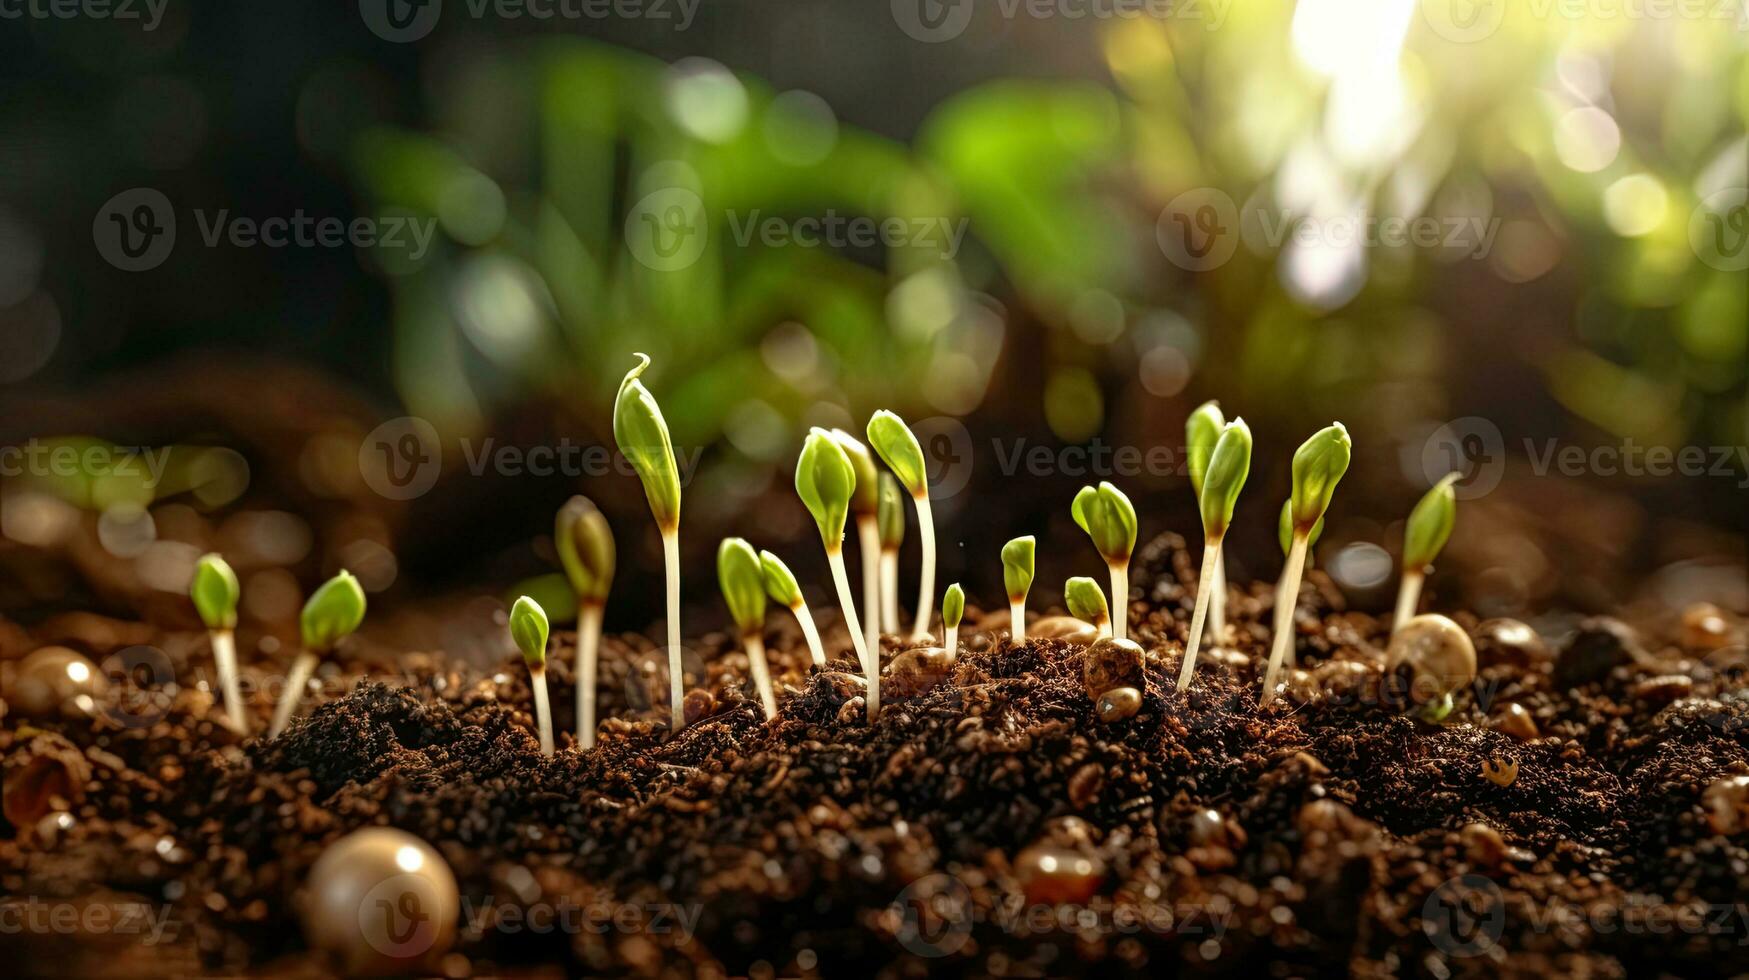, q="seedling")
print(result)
[510,595,554,756]
[1277,501,1325,562]
[829,428,882,655]
[556,496,614,749]
[613,353,686,731]
[797,429,878,720]
[719,538,775,718]
[1002,536,1036,643]
[1071,482,1138,640]
[268,570,366,737]
[1261,423,1352,705]
[1186,400,1228,643]
[1064,576,1111,637]
[866,411,936,640]
[1176,420,1252,690]
[190,553,246,733]
[942,583,965,660]
[1395,473,1459,633]
[760,550,826,667]
[877,472,905,634]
